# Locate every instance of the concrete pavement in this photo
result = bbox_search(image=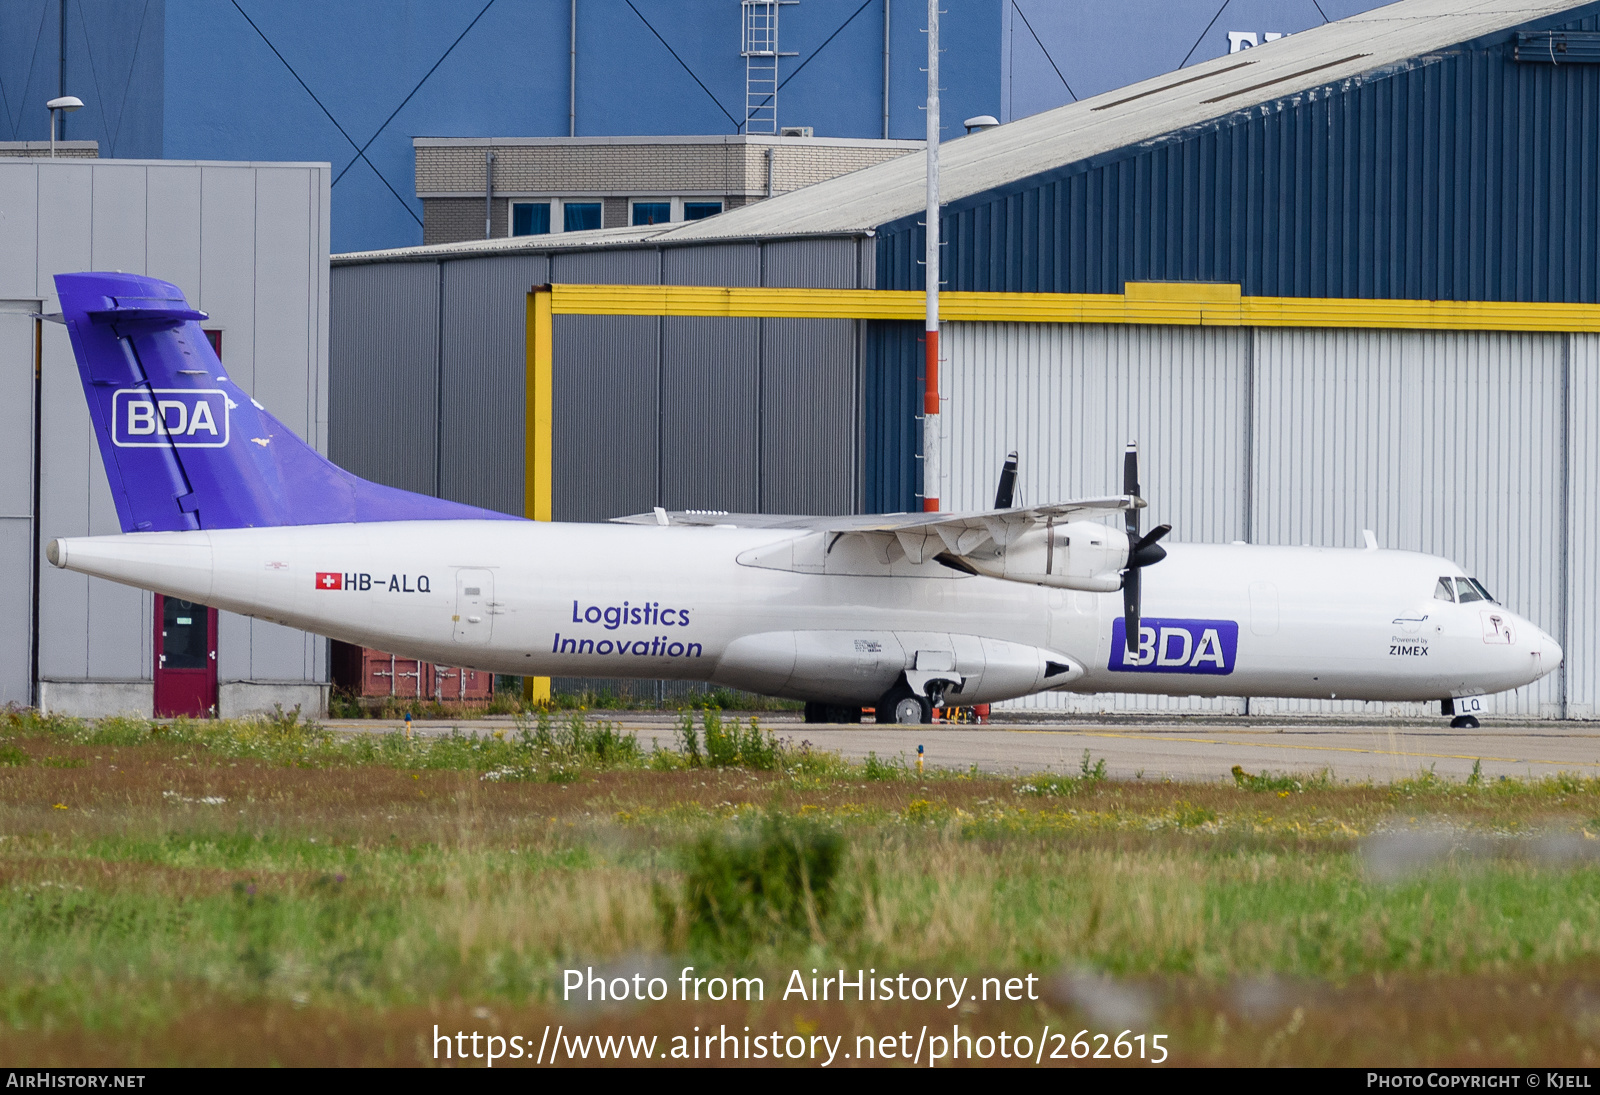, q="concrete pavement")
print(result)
[323,712,1600,783]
